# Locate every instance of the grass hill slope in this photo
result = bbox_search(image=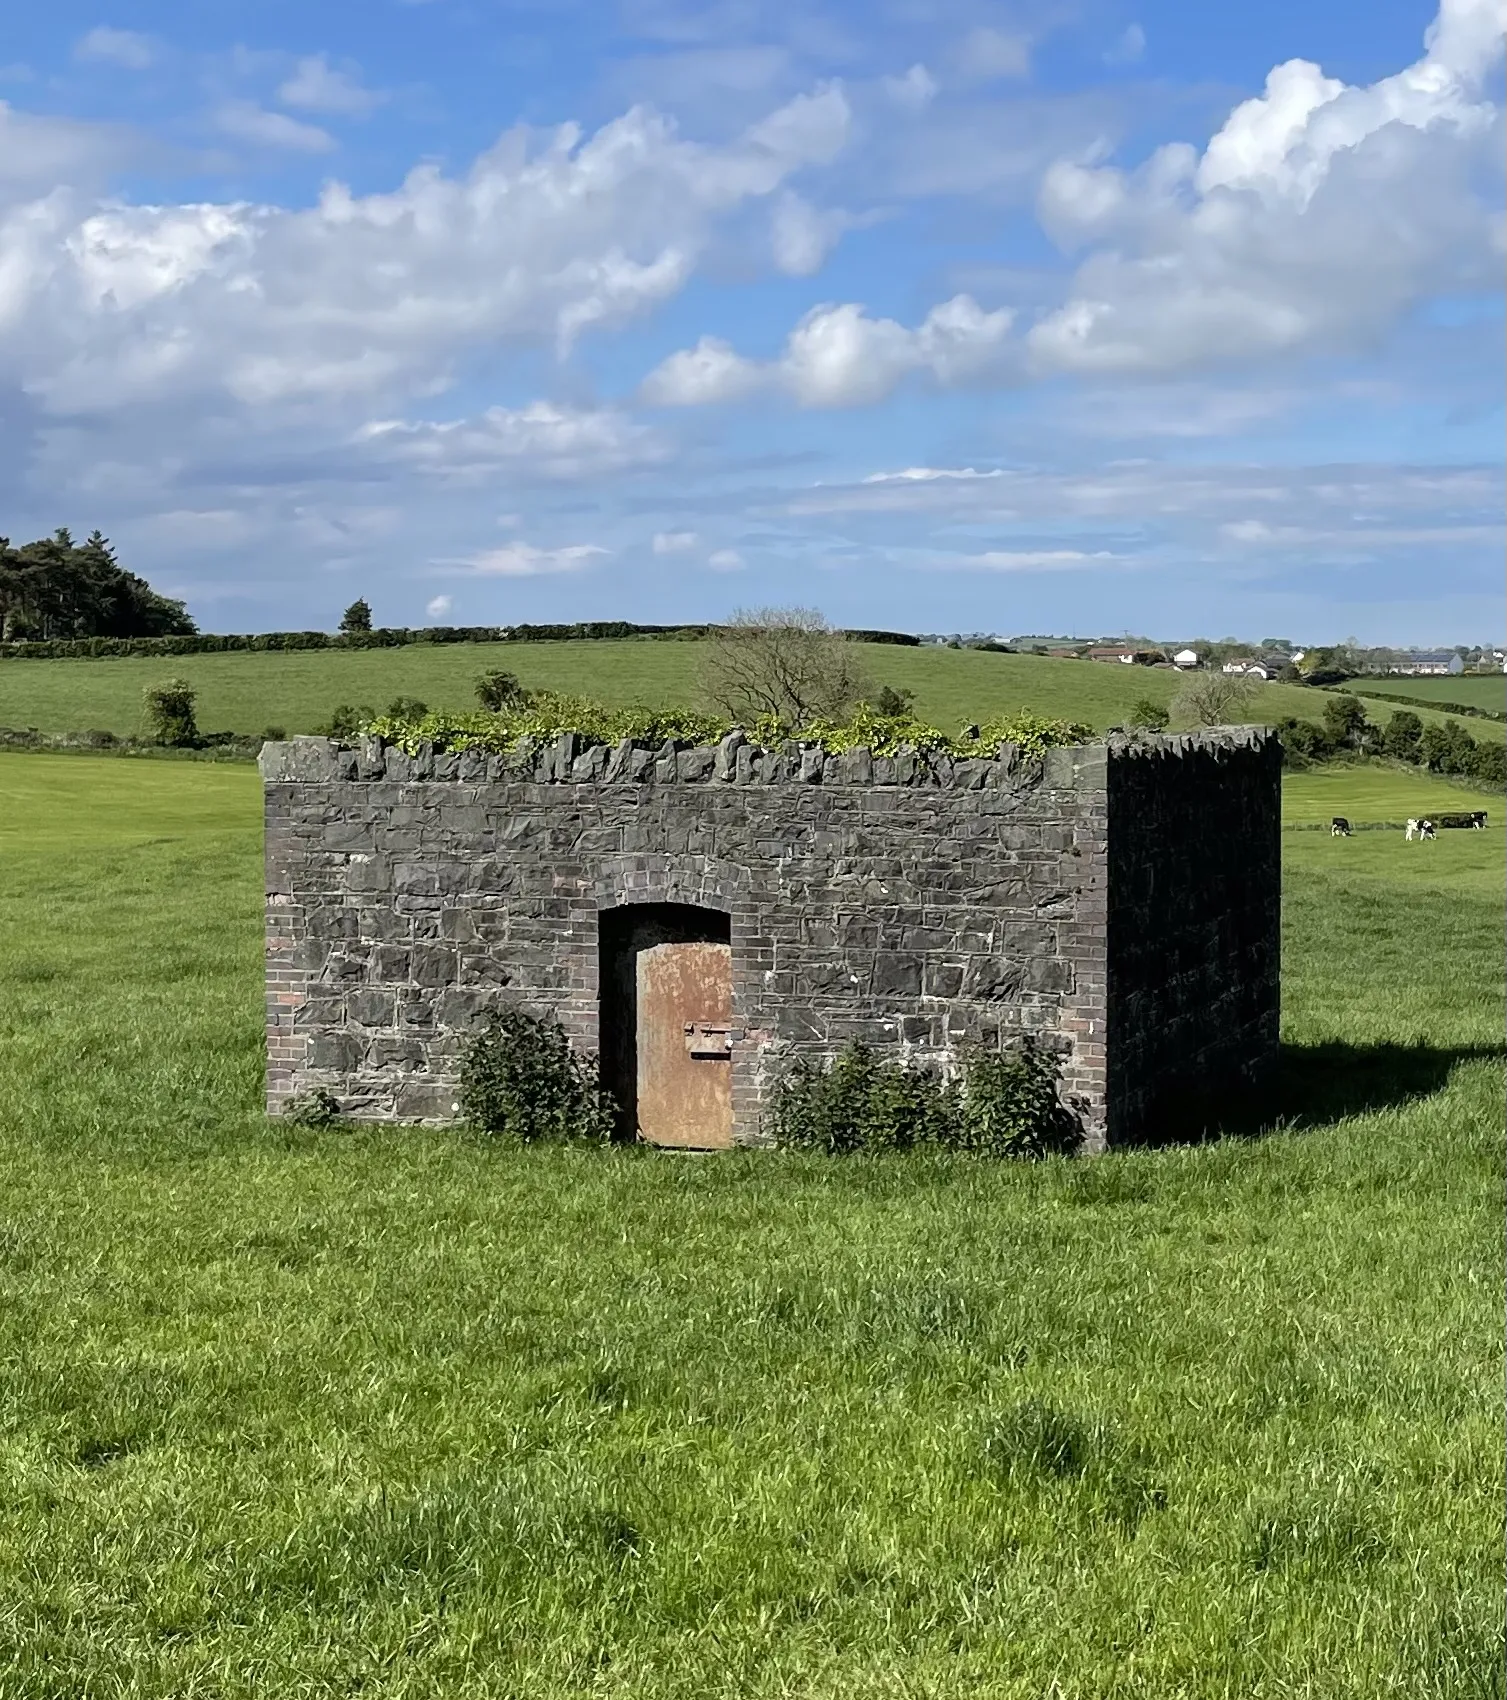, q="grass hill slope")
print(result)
[0,639,1500,745]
